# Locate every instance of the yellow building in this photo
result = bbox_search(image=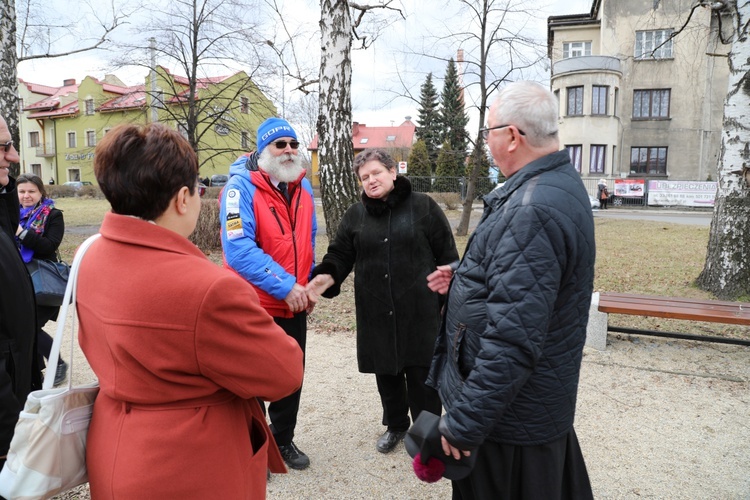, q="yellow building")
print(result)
[18,68,276,183]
